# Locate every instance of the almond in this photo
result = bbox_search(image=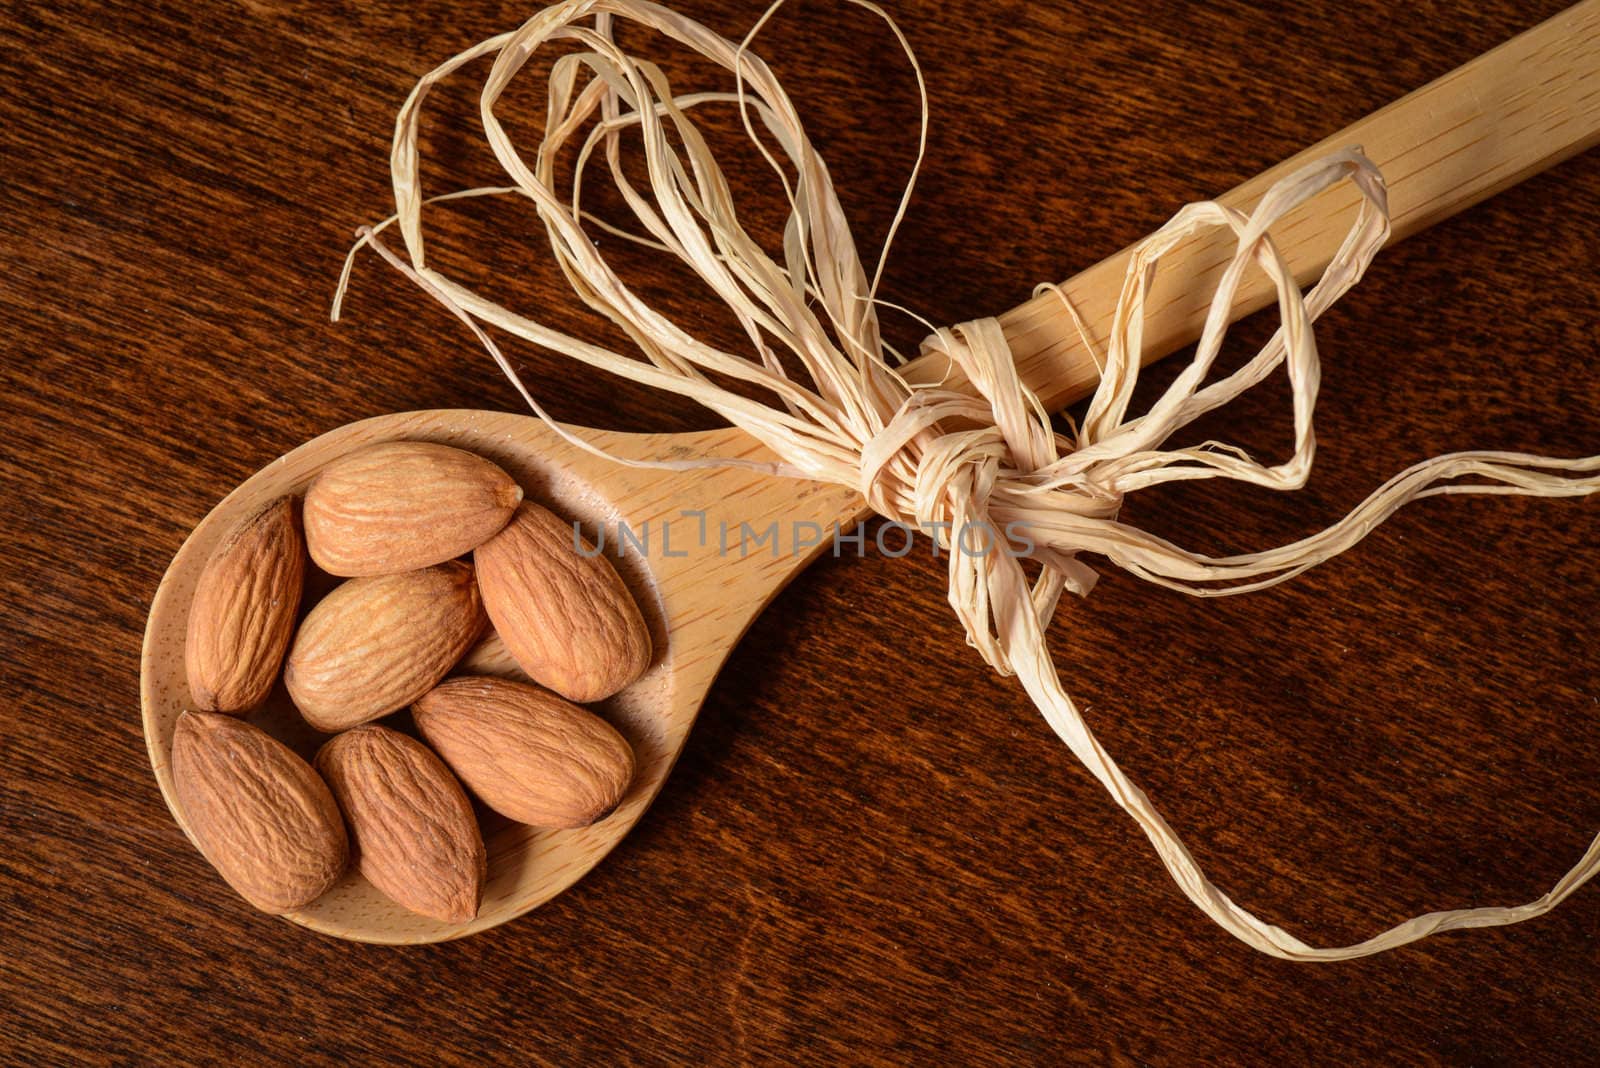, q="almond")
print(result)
[171,711,348,913]
[185,496,305,713]
[453,630,532,684]
[413,676,635,828]
[303,441,523,577]
[285,561,485,732]
[474,503,651,703]
[315,726,486,924]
